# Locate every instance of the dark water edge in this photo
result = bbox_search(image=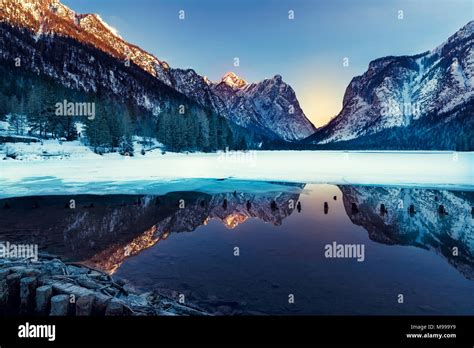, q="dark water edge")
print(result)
[0,182,473,315]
